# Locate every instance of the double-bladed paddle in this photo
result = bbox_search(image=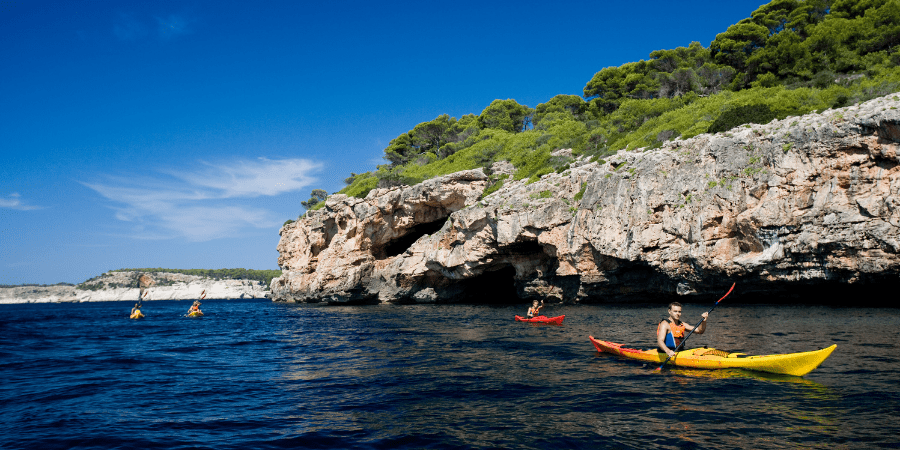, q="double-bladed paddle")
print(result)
[655,283,735,371]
